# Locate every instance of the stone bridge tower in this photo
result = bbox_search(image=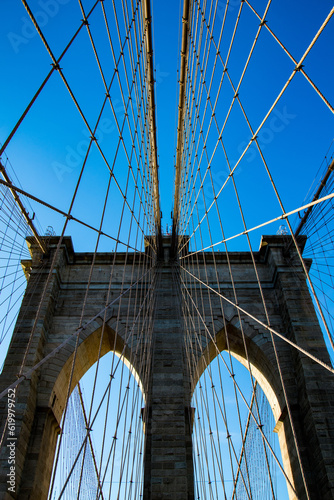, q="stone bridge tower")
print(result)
[0,235,333,499]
